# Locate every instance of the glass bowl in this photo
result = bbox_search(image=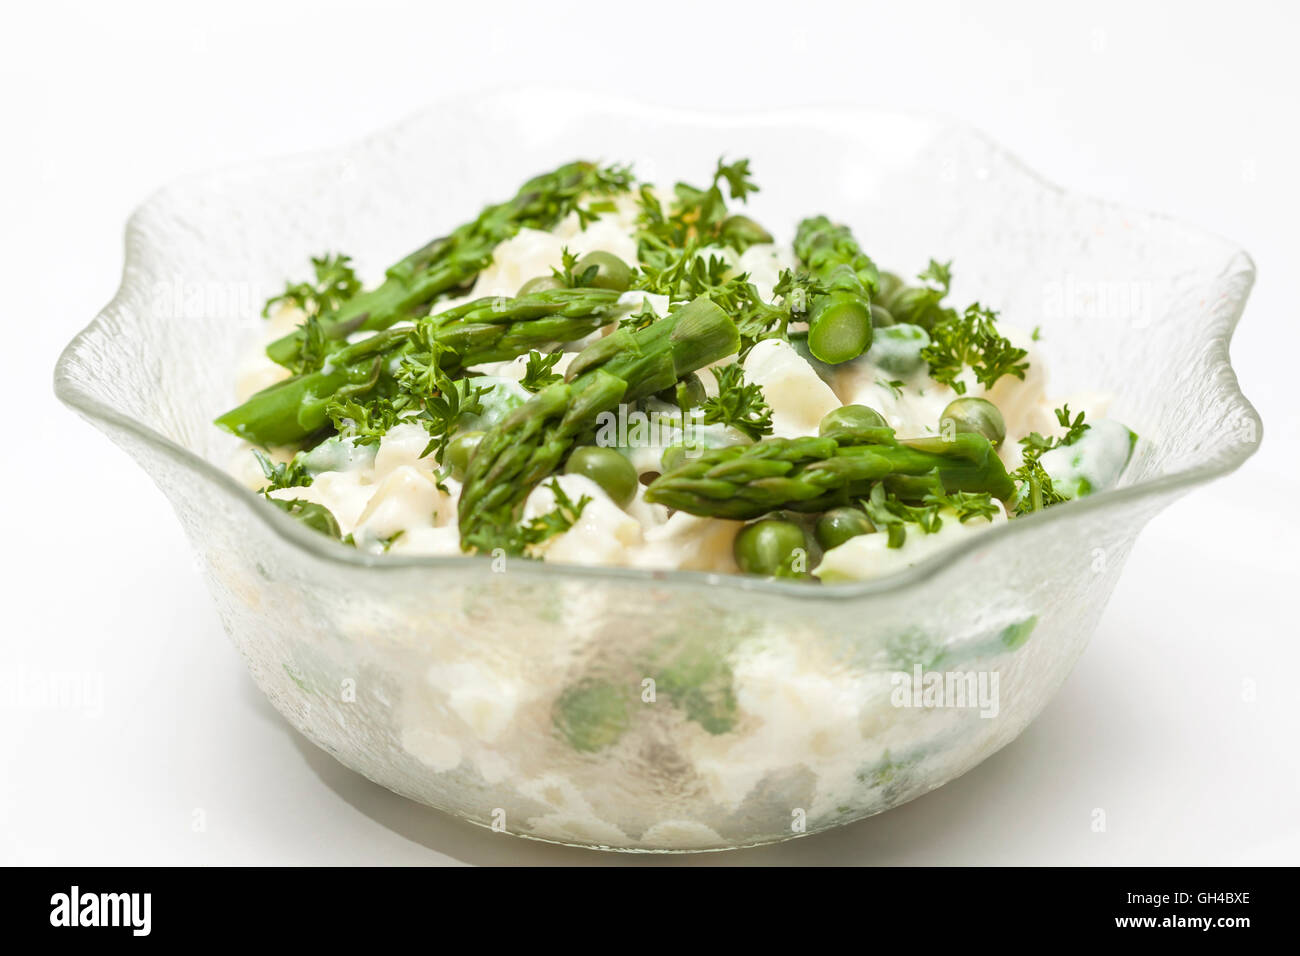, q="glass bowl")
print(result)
[54,90,1260,852]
